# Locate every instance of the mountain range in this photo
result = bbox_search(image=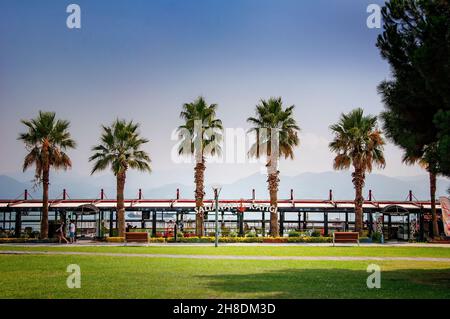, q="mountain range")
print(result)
[0,171,448,201]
